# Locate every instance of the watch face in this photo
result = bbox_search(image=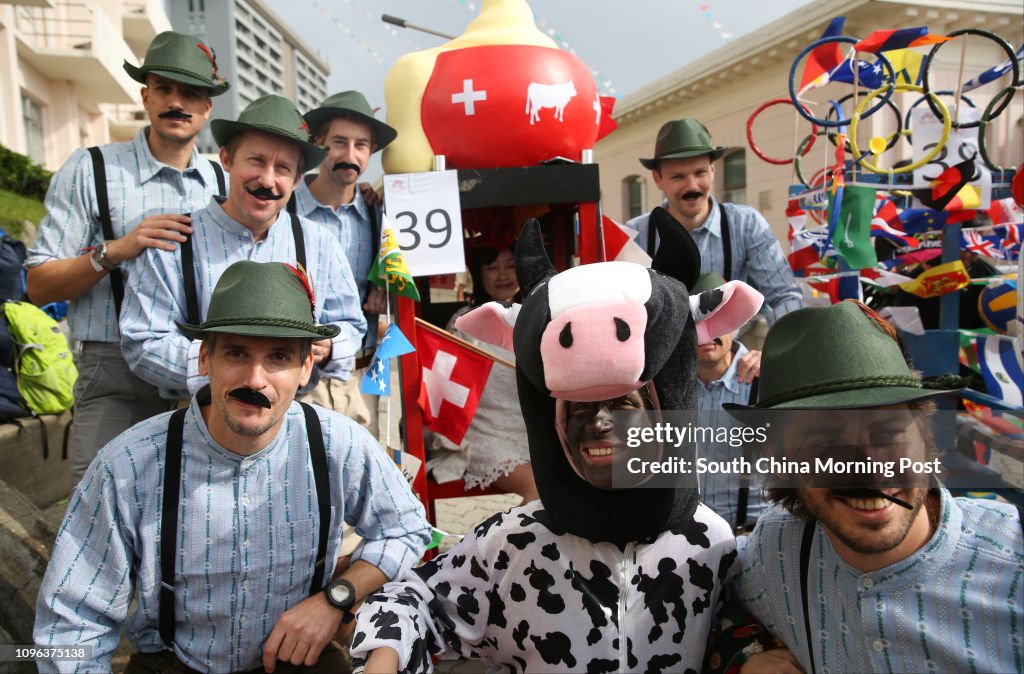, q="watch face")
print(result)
[329,580,353,606]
